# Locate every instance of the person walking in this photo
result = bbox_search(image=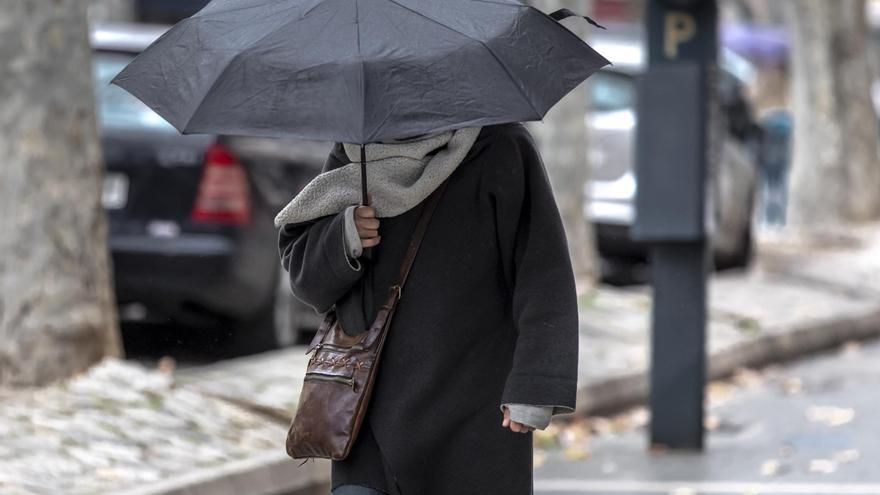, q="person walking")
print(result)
[757,107,792,228]
[276,122,580,495]
[111,2,605,490]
